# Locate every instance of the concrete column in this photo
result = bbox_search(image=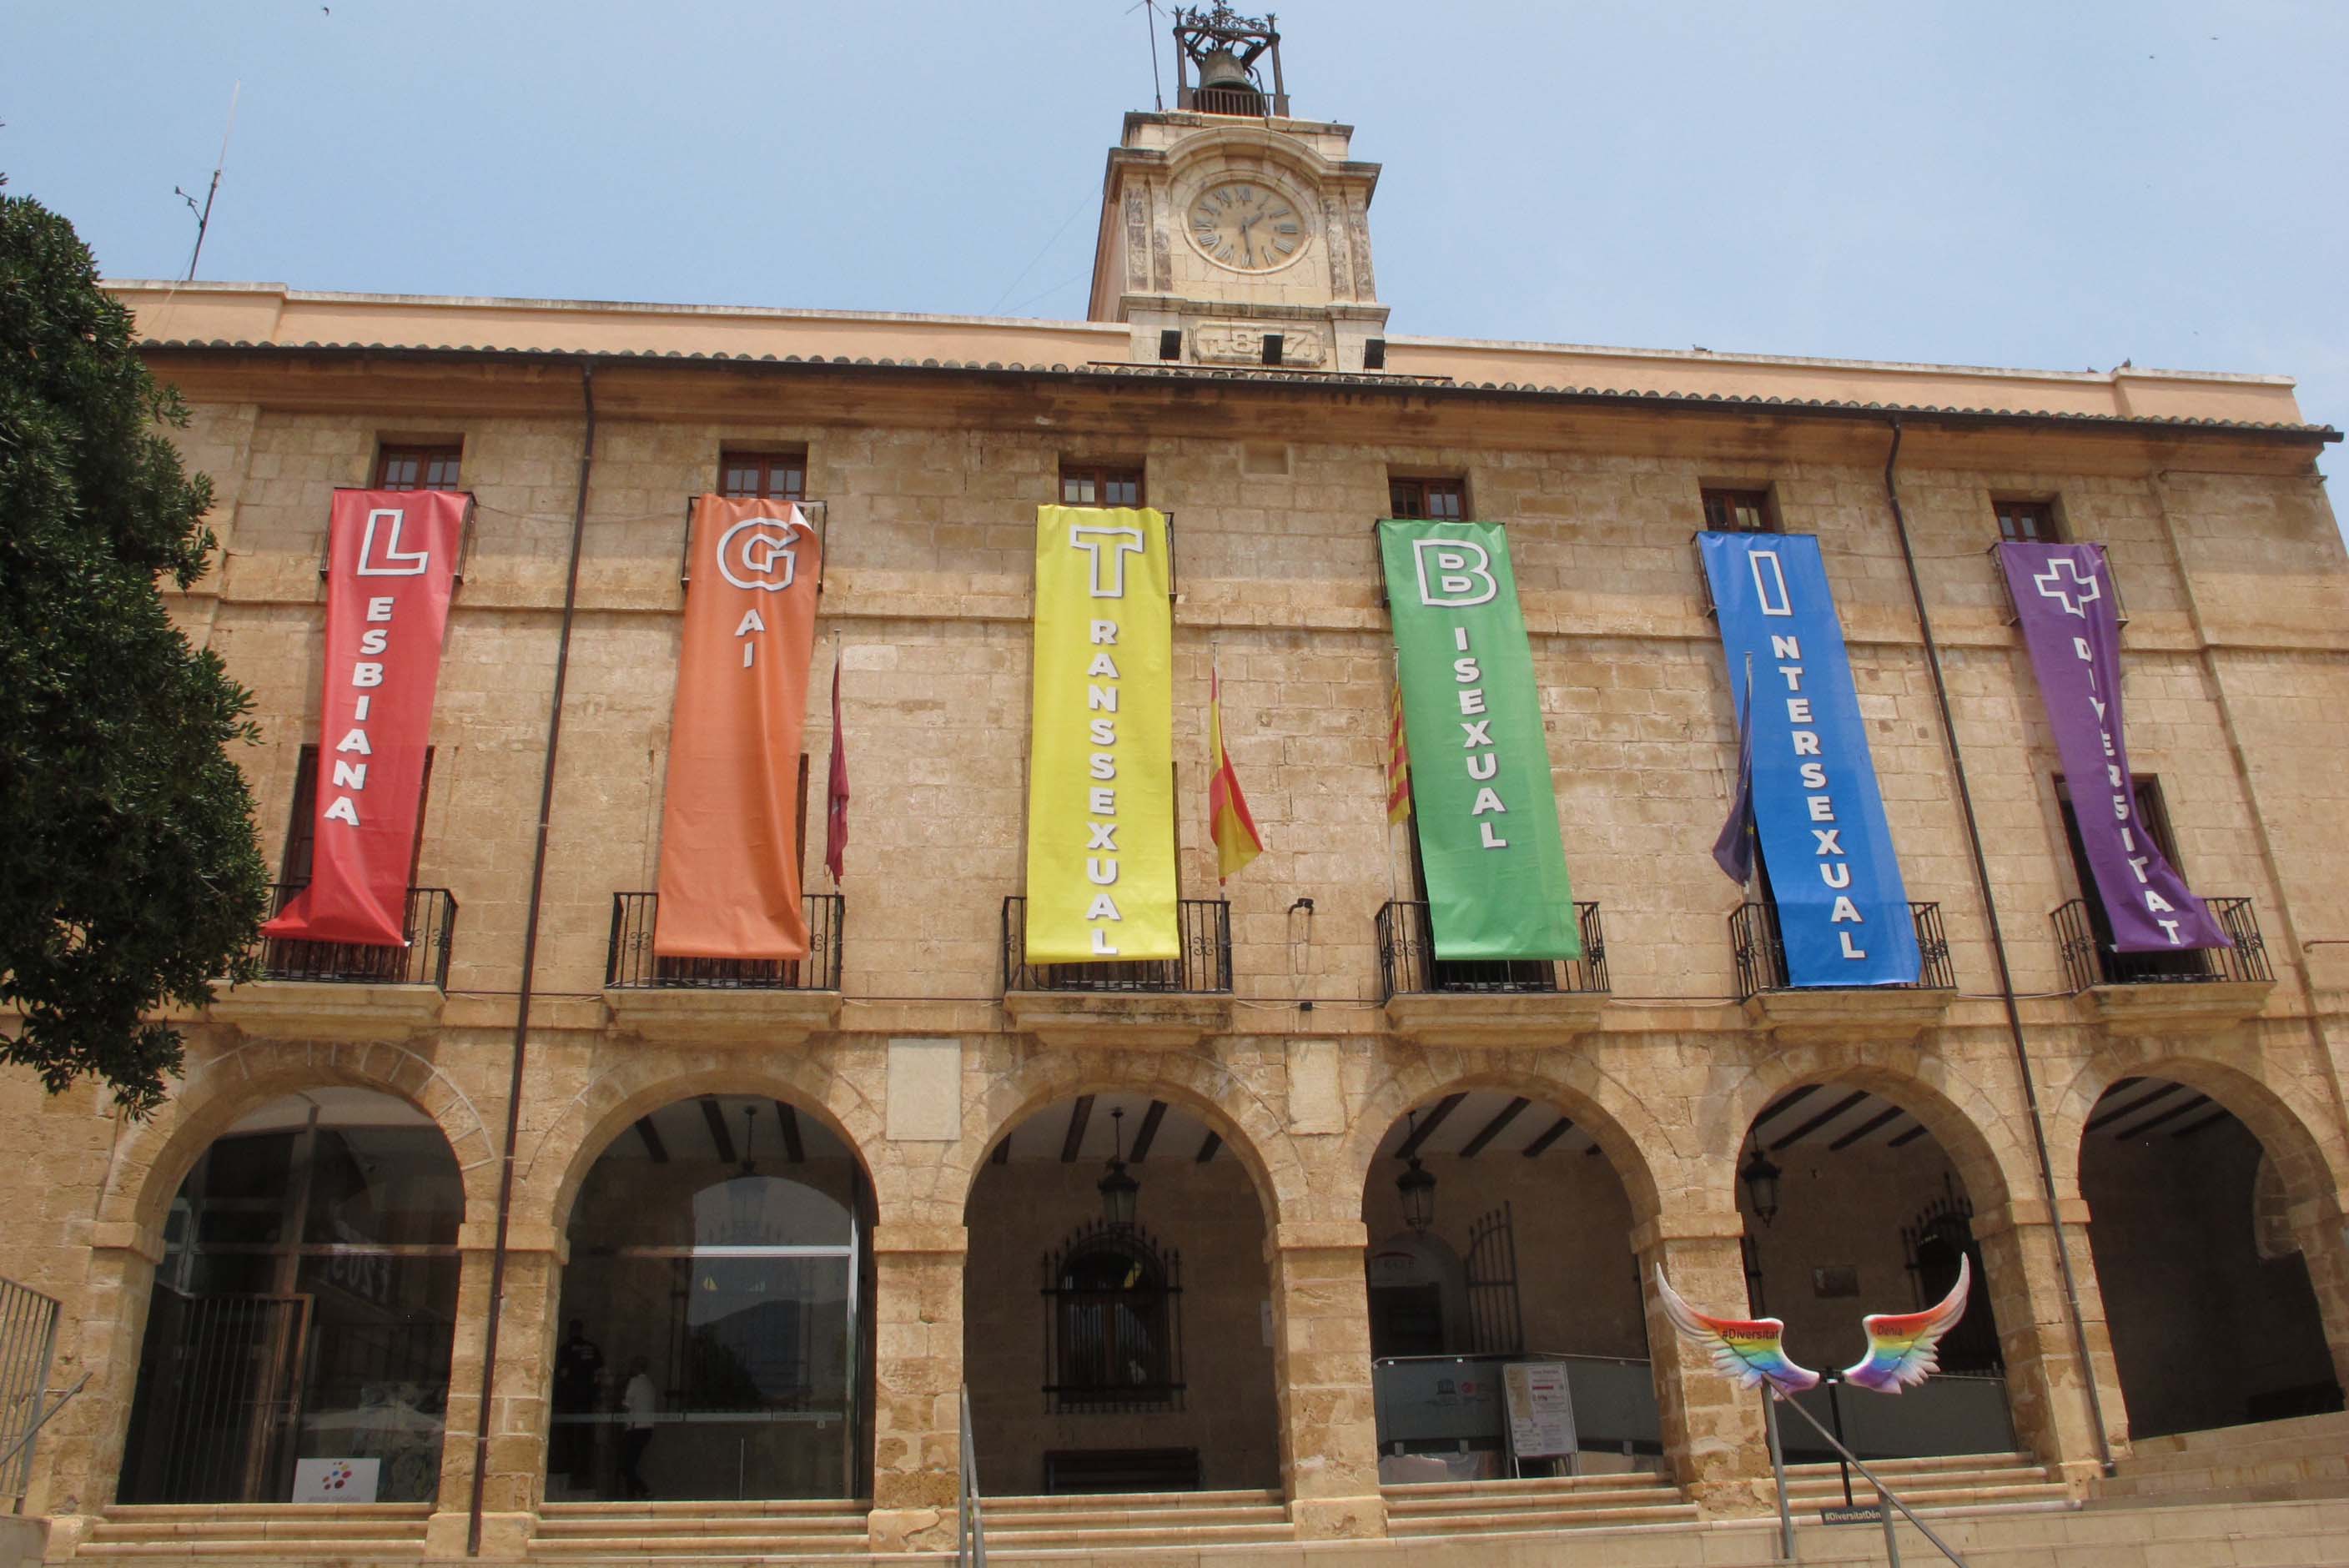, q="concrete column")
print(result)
[866,1224,965,1554]
[425,1223,565,1562]
[1632,1215,1772,1518]
[1263,1220,1386,1541]
[1973,1197,2126,1484]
